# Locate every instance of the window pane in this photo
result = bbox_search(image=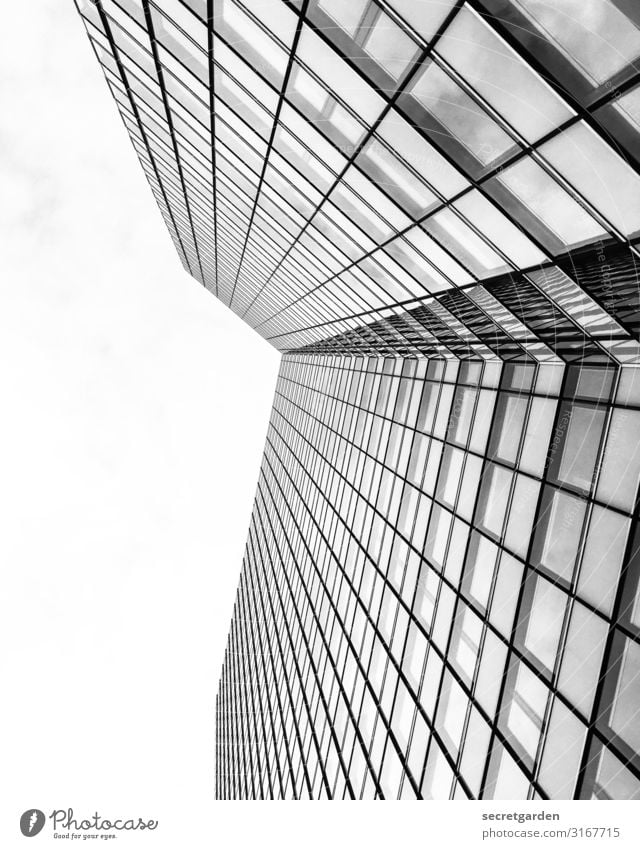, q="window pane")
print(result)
[362,11,419,80]
[512,0,640,86]
[492,394,527,463]
[317,0,367,37]
[490,553,524,638]
[357,139,438,218]
[558,601,608,717]
[610,638,640,752]
[536,489,586,582]
[597,409,640,511]
[390,0,457,42]
[505,661,548,760]
[479,465,513,537]
[554,403,606,492]
[436,5,572,142]
[578,506,630,615]
[541,122,640,236]
[377,111,469,198]
[423,208,506,278]
[523,576,567,670]
[539,700,586,799]
[505,474,540,558]
[495,157,606,247]
[408,60,516,168]
[453,190,546,268]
